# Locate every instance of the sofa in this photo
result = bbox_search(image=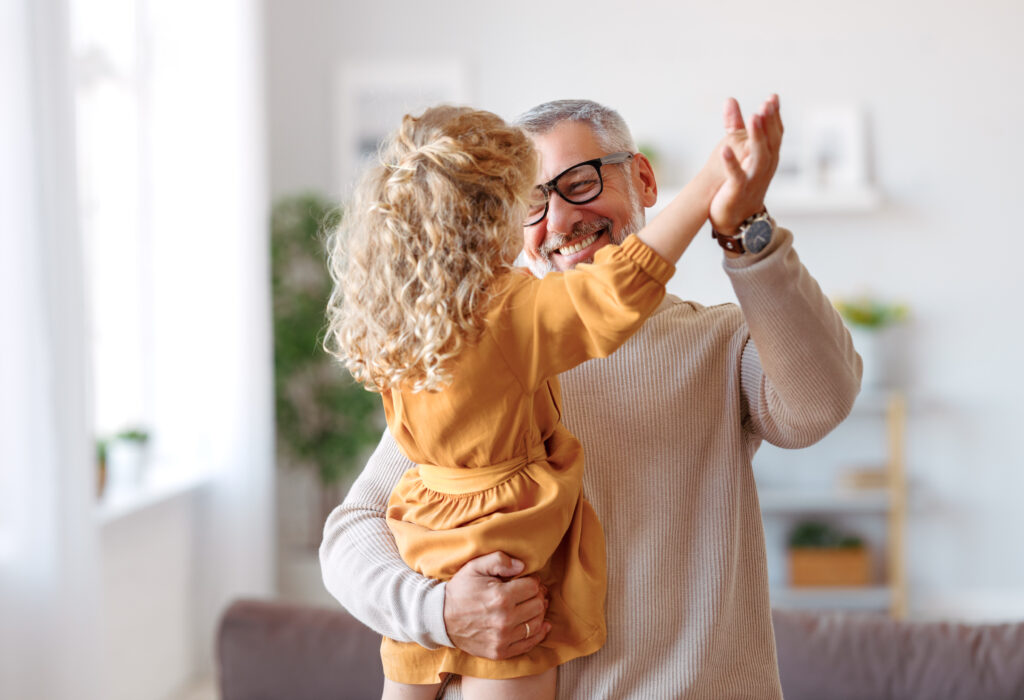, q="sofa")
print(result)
[217,598,1024,699]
